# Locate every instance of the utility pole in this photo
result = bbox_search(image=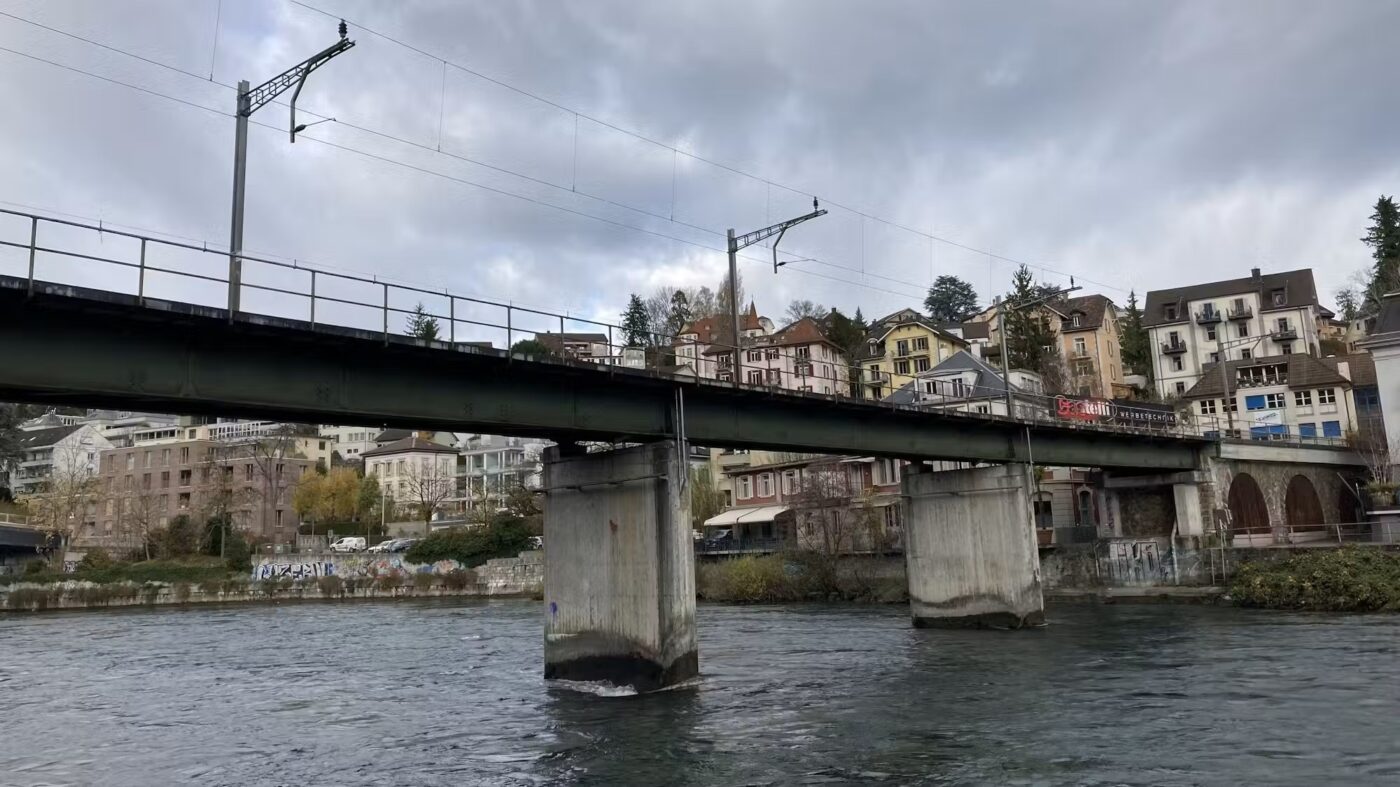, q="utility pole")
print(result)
[228,20,355,318]
[727,199,827,384]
